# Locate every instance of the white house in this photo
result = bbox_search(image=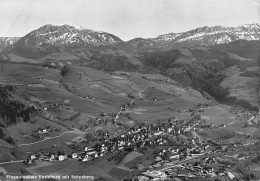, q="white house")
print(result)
[82,155,89,162]
[30,155,36,160]
[58,155,66,161]
[227,172,236,180]
[72,153,77,159]
[170,155,179,160]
